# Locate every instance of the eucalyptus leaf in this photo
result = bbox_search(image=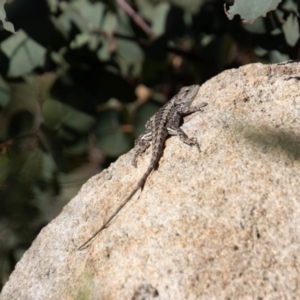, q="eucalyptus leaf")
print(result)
[19,150,44,184]
[243,17,267,34]
[57,127,80,144]
[134,101,161,137]
[0,75,9,107]
[96,110,119,133]
[116,38,144,76]
[9,80,41,112]
[72,1,105,29]
[97,36,110,61]
[88,34,101,51]
[54,7,87,37]
[254,46,268,56]
[152,3,170,36]
[96,11,118,59]
[53,1,104,40]
[0,155,10,181]
[96,130,131,157]
[114,7,143,75]
[269,50,290,63]
[102,10,118,34]
[170,0,204,13]
[8,110,34,139]
[65,138,88,156]
[40,152,57,181]
[136,0,155,21]
[97,11,118,61]
[40,124,68,172]
[0,30,46,77]
[281,0,299,16]
[96,110,131,157]
[282,13,300,47]
[0,0,15,33]
[47,0,58,13]
[43,99,96,133]
[225,0,282,23]
[137,0,203,20]
[70,33,90,49]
